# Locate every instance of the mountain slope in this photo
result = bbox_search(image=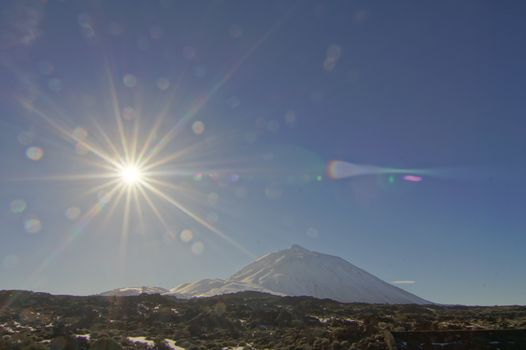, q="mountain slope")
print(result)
[165,278,283,298]
[99,286,169,297]
[170,245,430,304]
